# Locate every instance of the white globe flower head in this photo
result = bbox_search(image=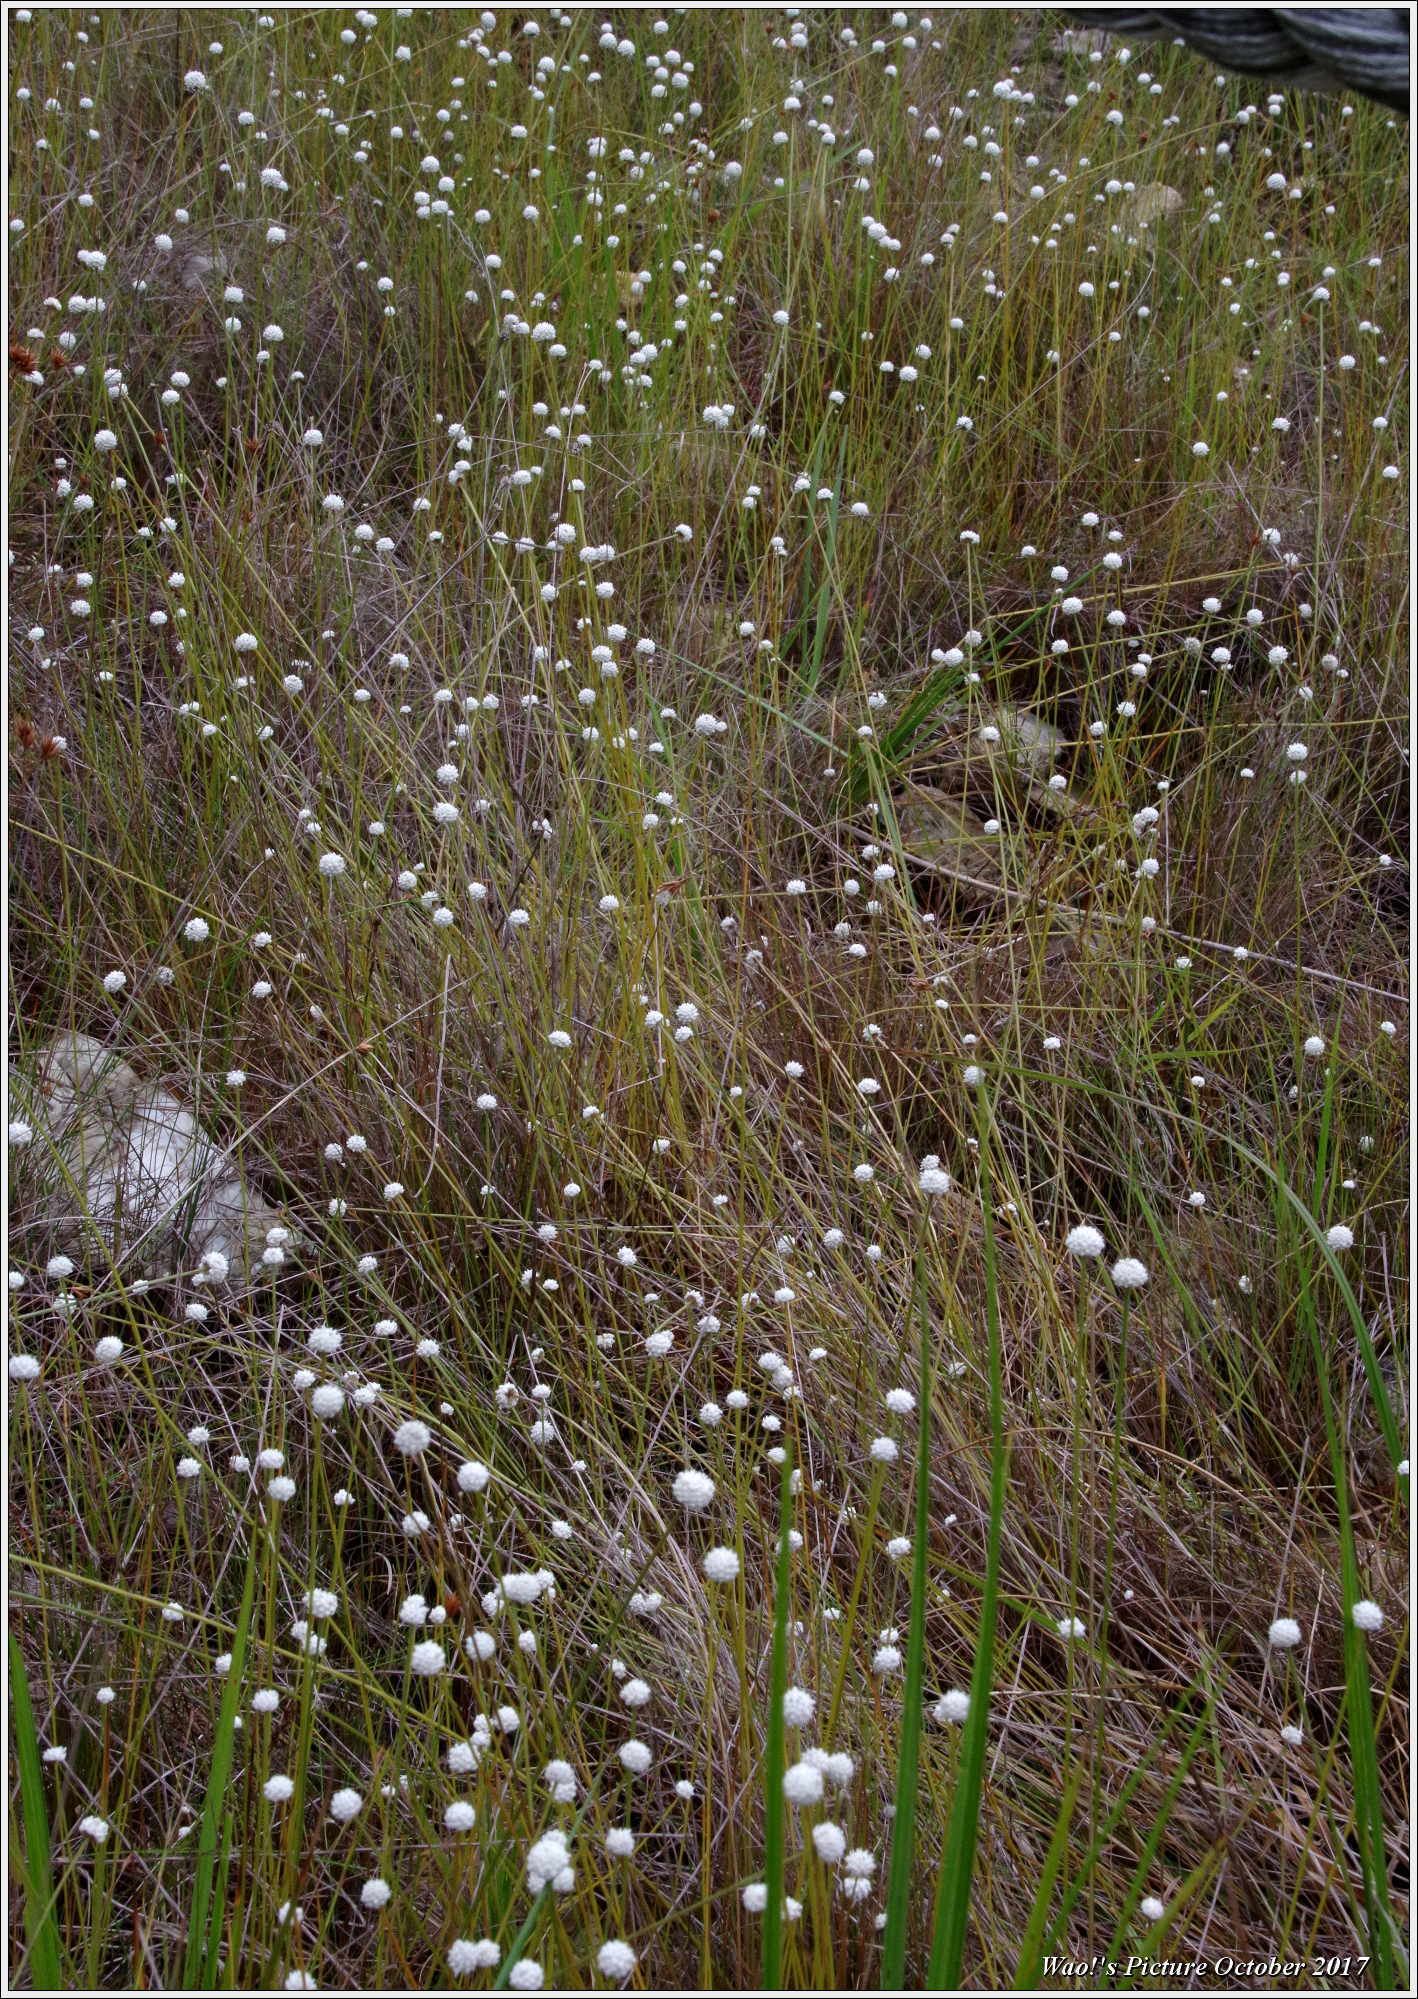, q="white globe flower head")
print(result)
[1325,1224,1355,1252]
[933,1688,970,1723]
[449,1939,501,1974]
[782,1686,815,1727]
[781,1759,824,1806]
[1065,1224,1105,1259]
[672,1468,715,1511]
[919,1155,952,1195]
[596,1940,636,1981]
[318,852,347,878]
[501,1569,551,1605]
[526,1829,571,1892]
[1351,1599,1384,1633]
[1267,1617,1302,1649]
[702,1547,740,1583]
[1110,1257,1149,1290]
[393,1419,431,1456]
